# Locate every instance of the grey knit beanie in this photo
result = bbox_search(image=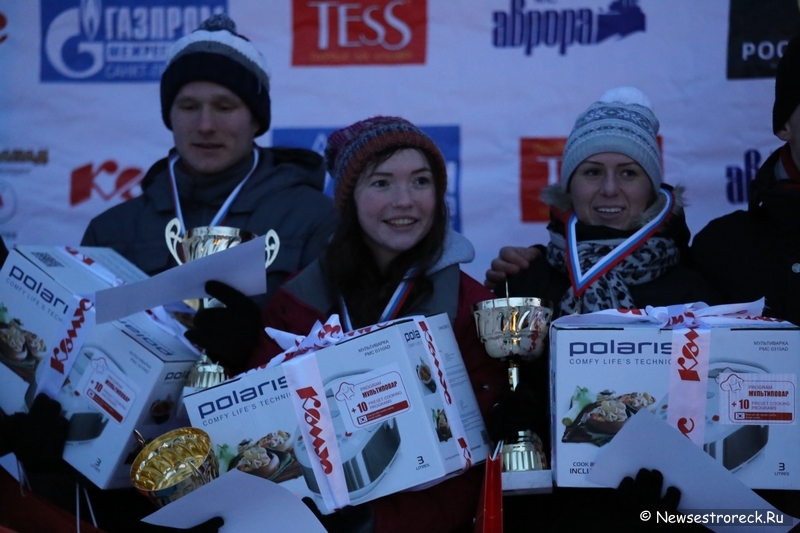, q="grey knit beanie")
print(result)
[560,87,661,191]
[160,14,271,135]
